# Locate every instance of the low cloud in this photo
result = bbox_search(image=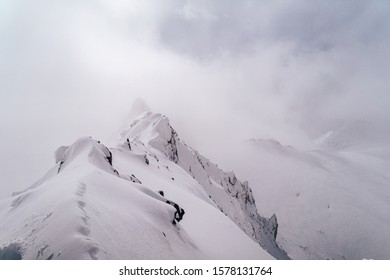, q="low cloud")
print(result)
[1,0,389,196]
